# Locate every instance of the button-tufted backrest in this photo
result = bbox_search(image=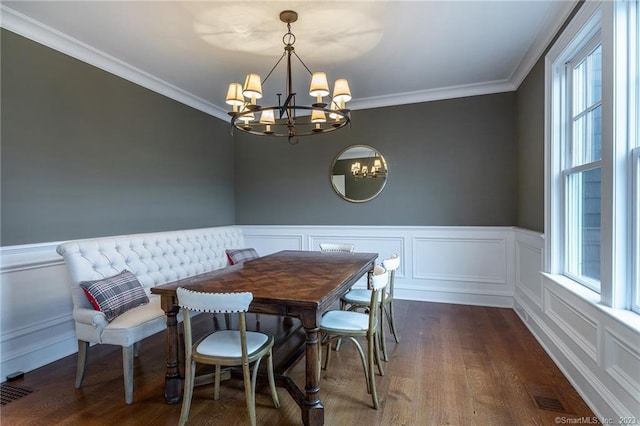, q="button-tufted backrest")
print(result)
[57,226,244,310]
